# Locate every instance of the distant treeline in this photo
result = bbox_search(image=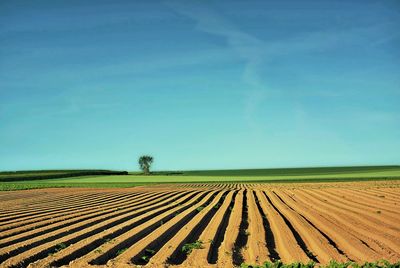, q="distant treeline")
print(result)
[0,170,128,182]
